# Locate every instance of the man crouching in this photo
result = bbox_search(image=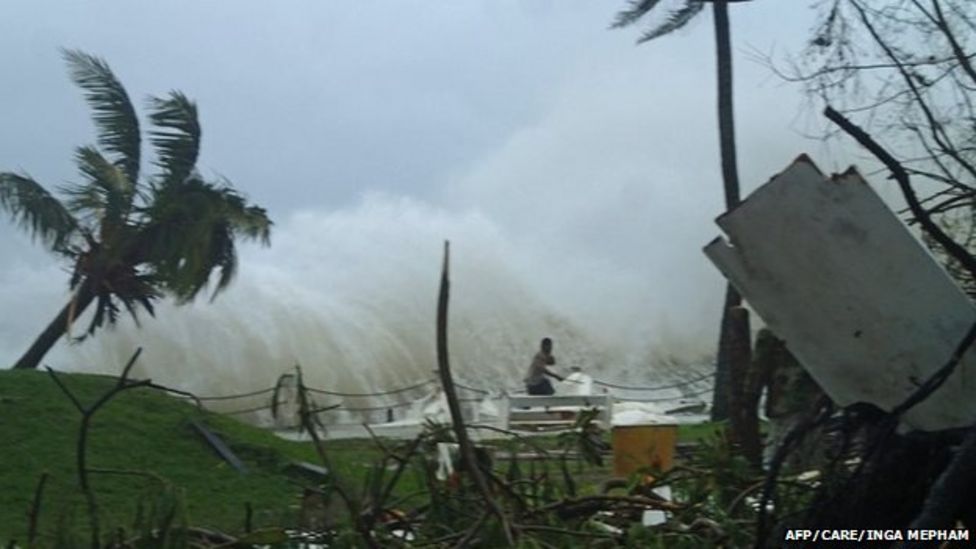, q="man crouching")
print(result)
[524,337,564,395]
